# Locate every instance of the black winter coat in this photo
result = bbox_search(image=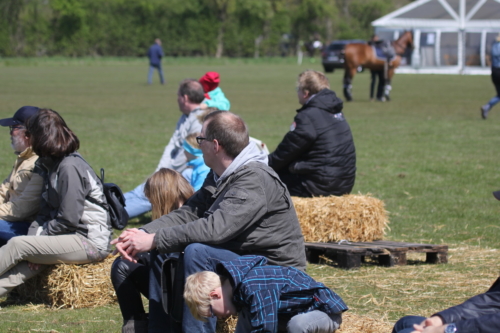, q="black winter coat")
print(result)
[268,88,356,196]
[435,276,500,332]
